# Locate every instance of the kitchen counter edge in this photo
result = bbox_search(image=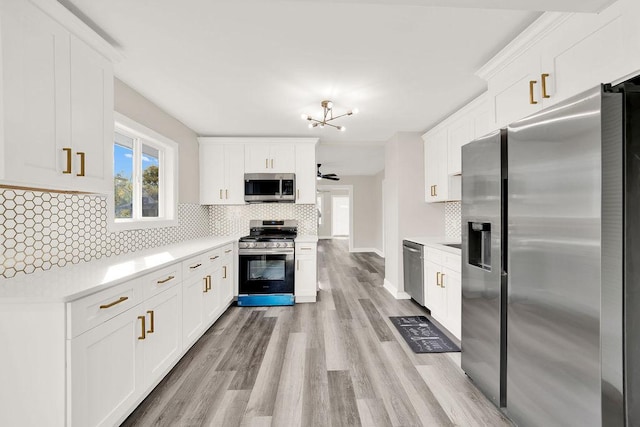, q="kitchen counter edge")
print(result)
[403,236,462,255]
